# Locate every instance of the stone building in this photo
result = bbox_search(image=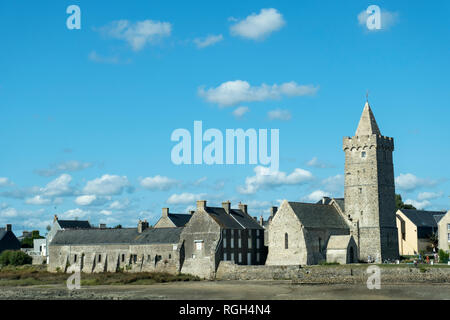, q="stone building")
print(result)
[48,220,183,273]
[437,211,450,252]
[266,101,399,265]
[0,224,21,254]
[396,209,445,255]
[154,208,192,228]
[180,200,266,278]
